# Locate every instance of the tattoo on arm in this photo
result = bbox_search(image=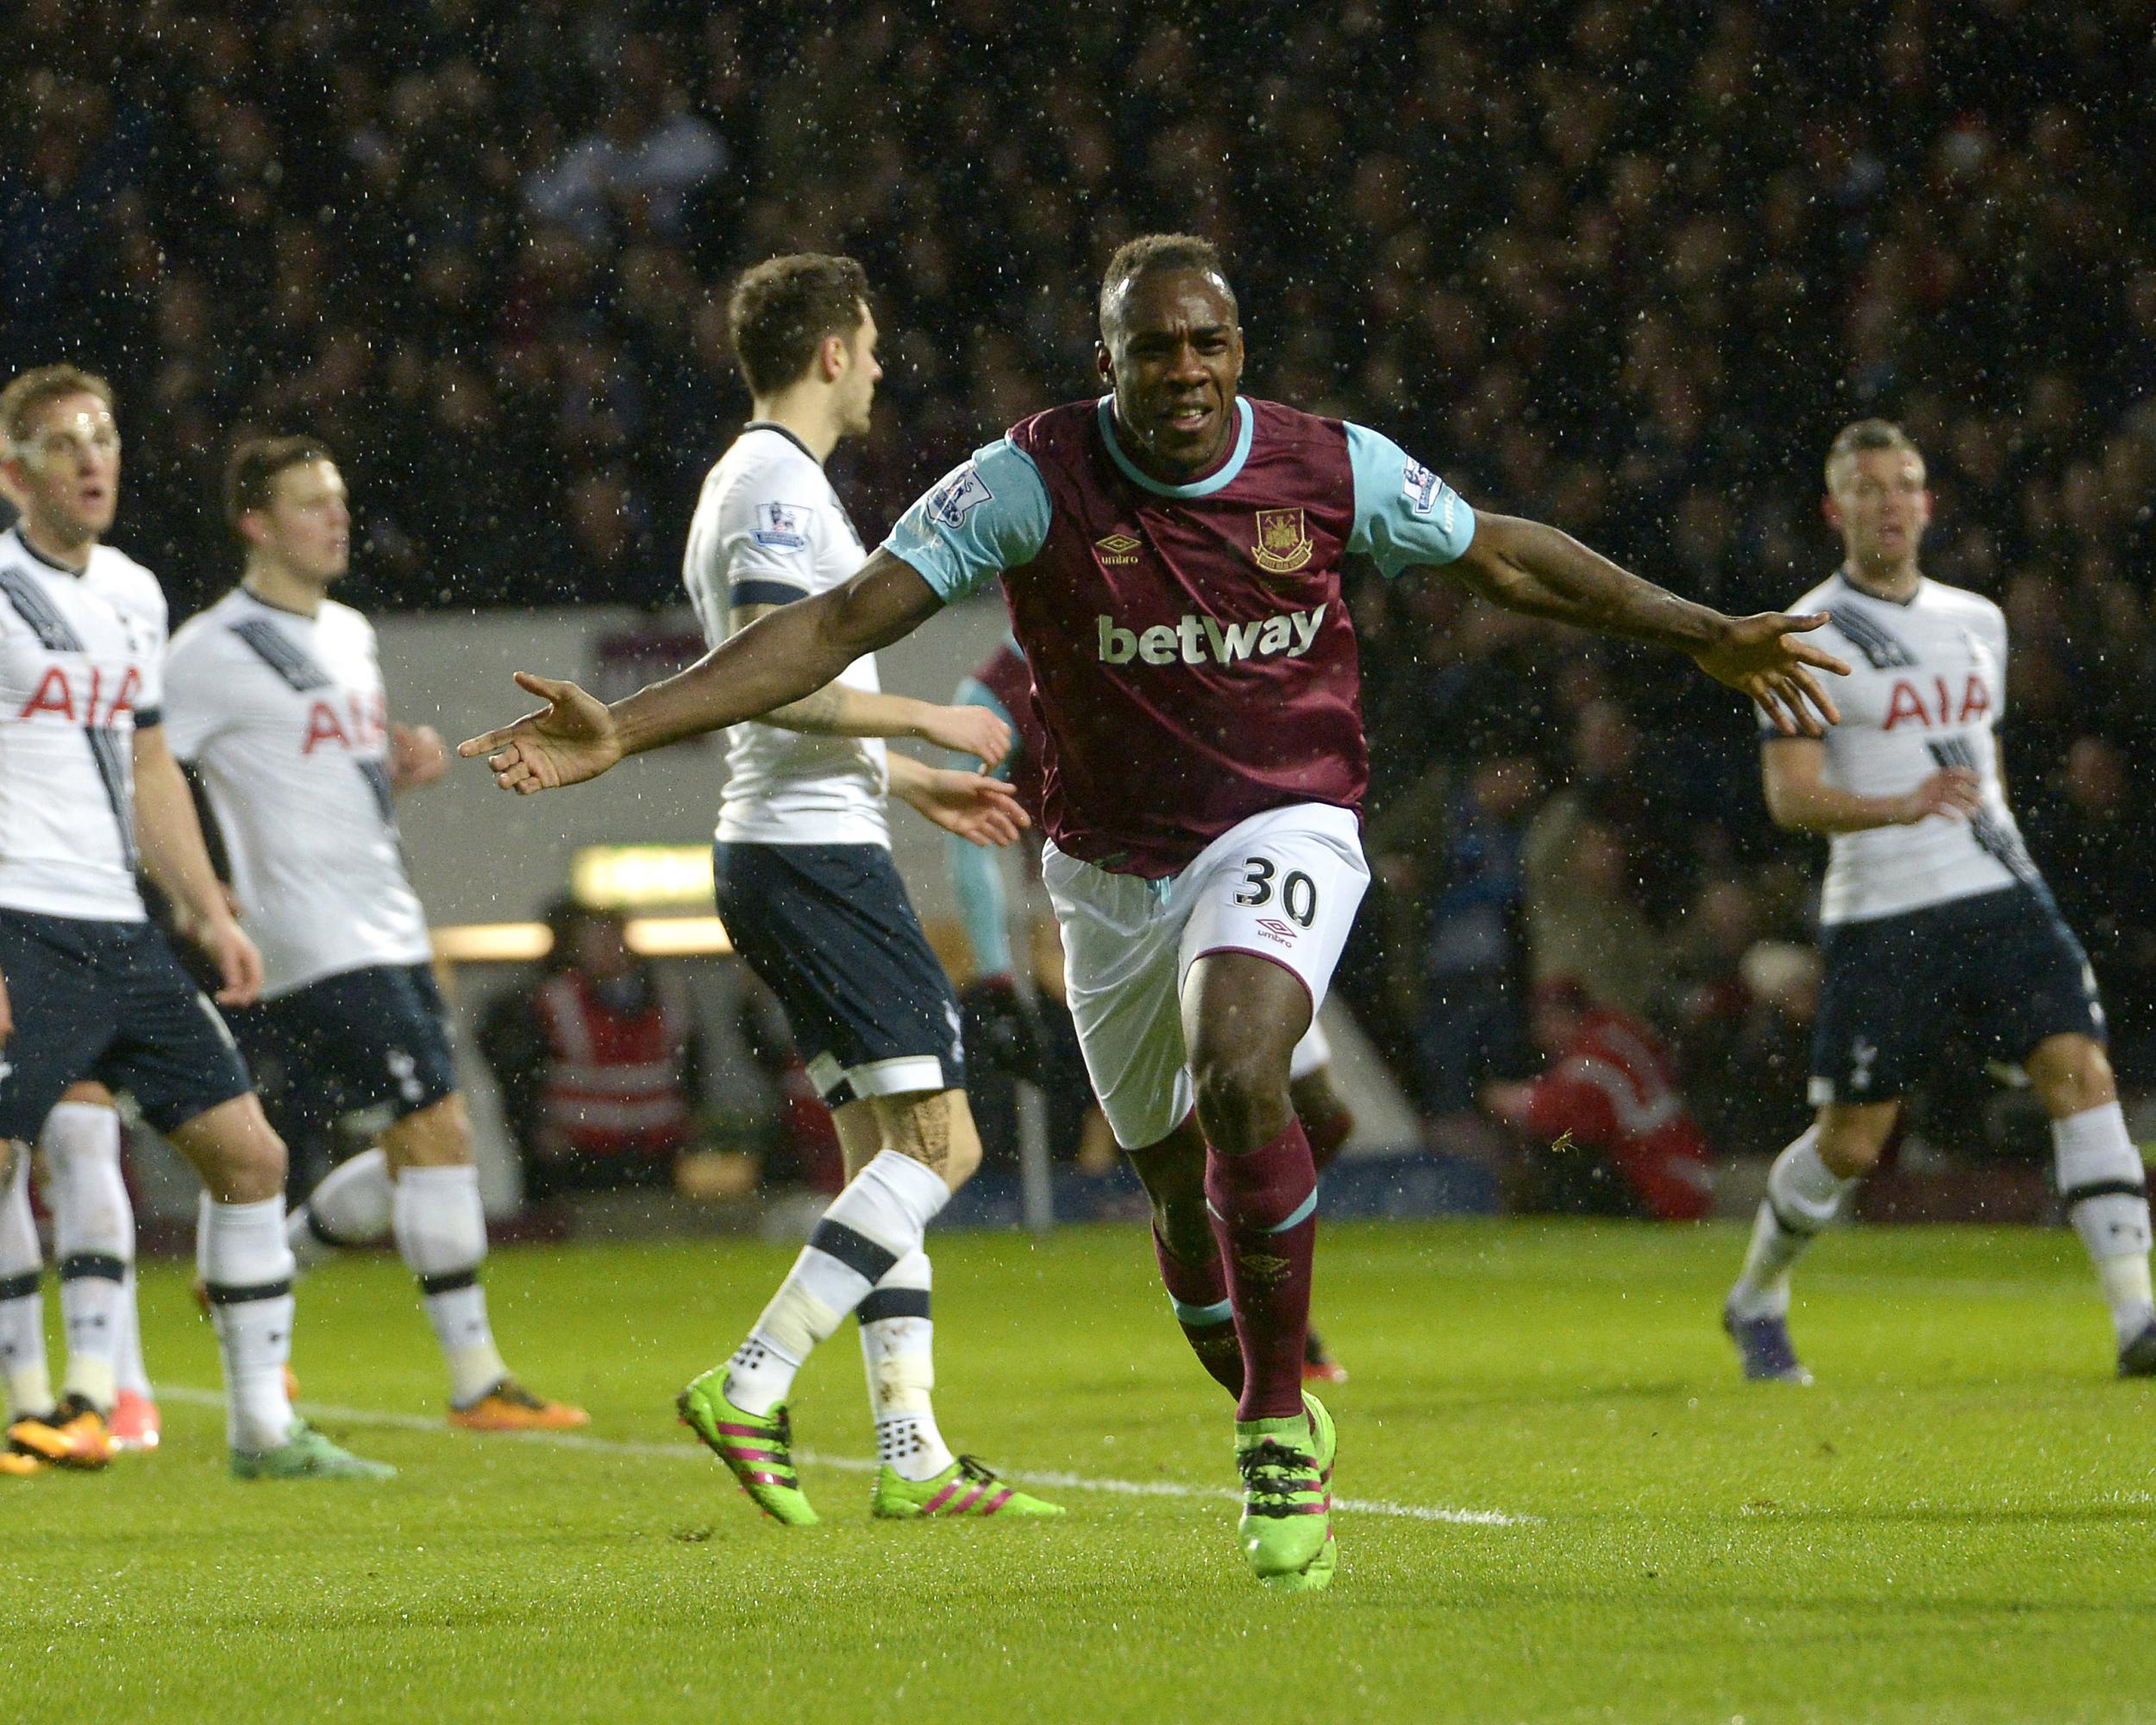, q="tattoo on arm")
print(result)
[1455,513,1722,650]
